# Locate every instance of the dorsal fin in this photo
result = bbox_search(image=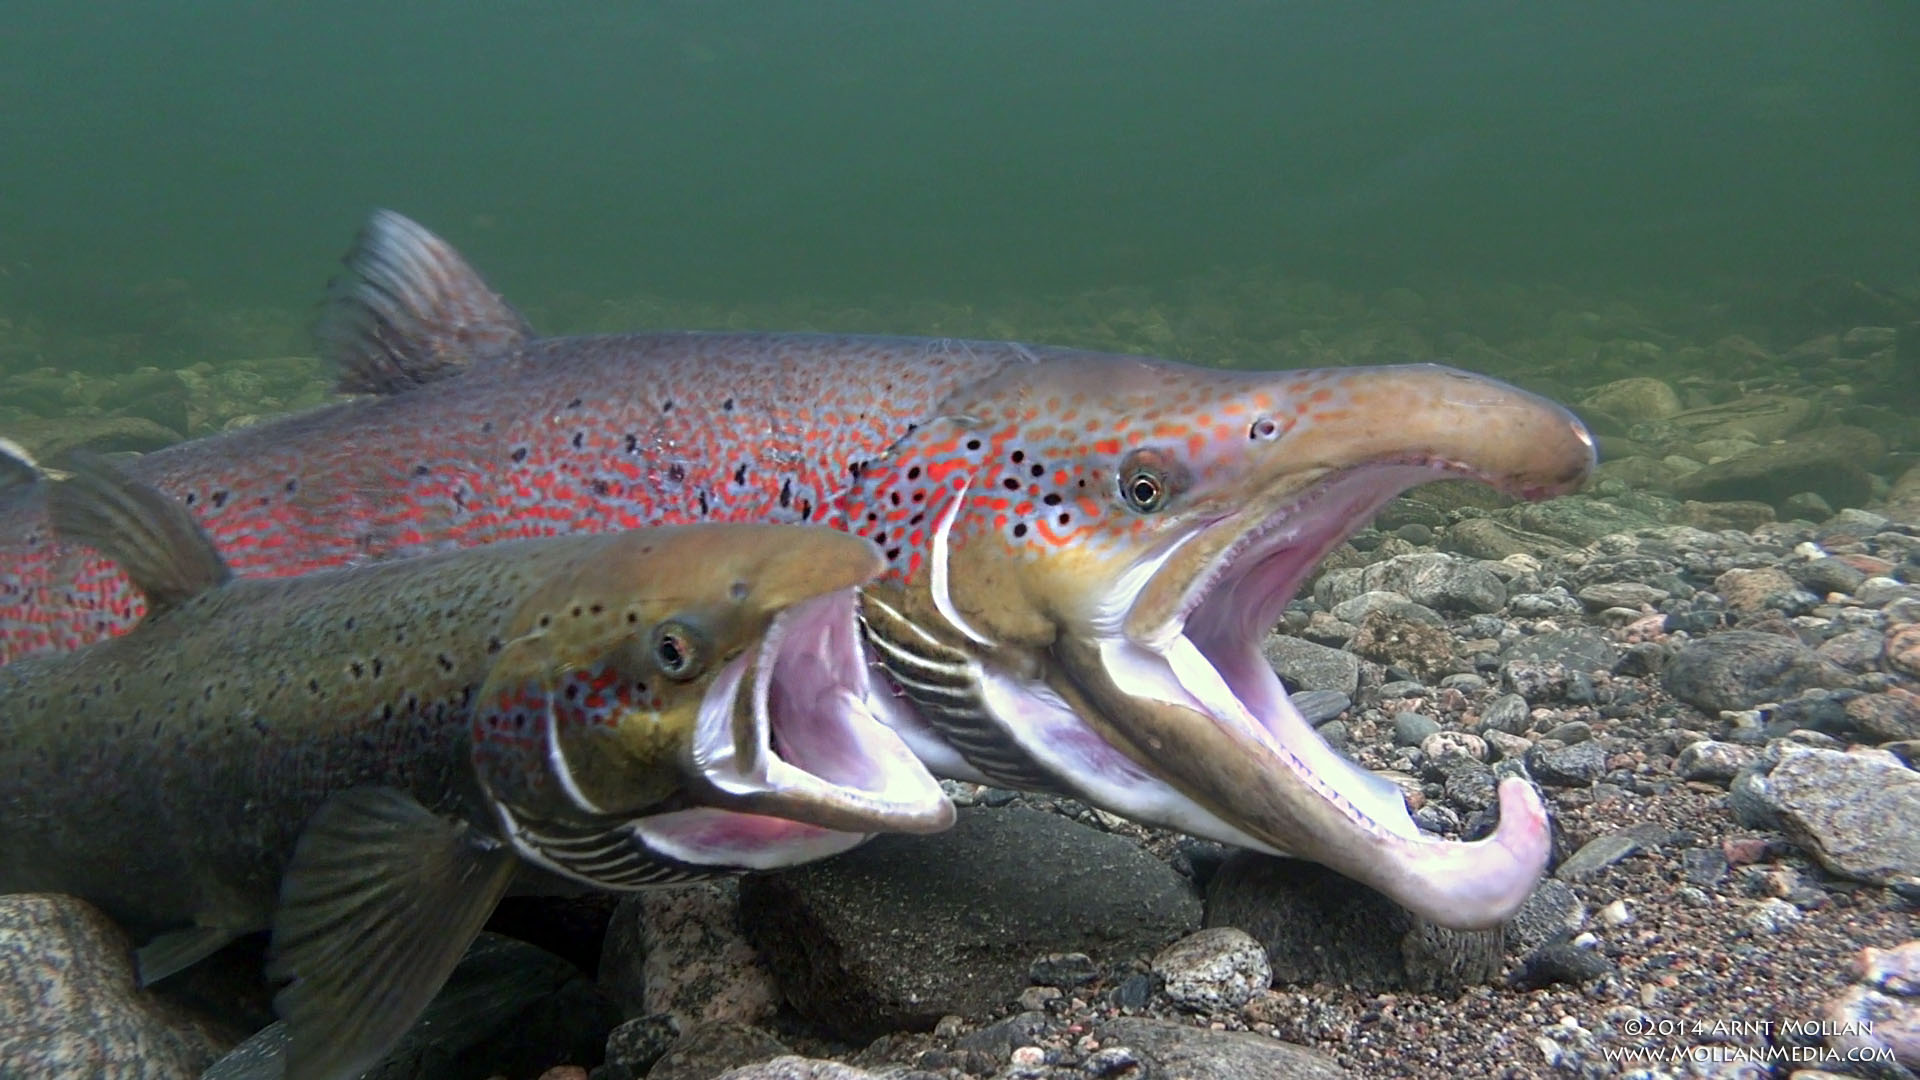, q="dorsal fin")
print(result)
[46,453,231,614]
[316,209,534,396]
[0,435,43,499]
